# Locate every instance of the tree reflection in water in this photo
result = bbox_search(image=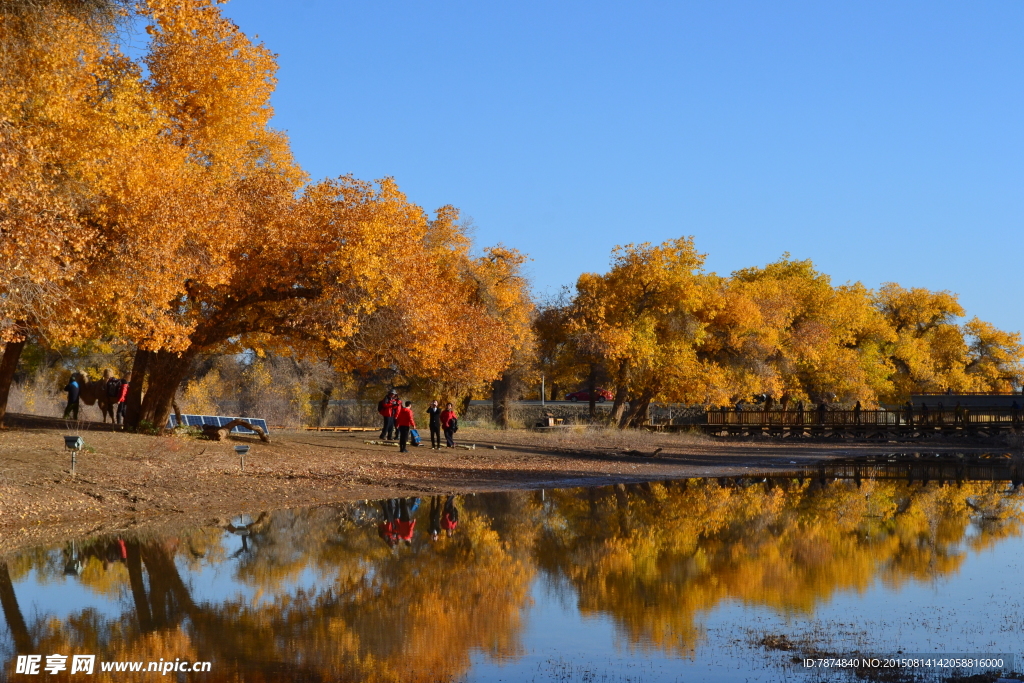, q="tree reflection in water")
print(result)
[1,478,1020,681]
